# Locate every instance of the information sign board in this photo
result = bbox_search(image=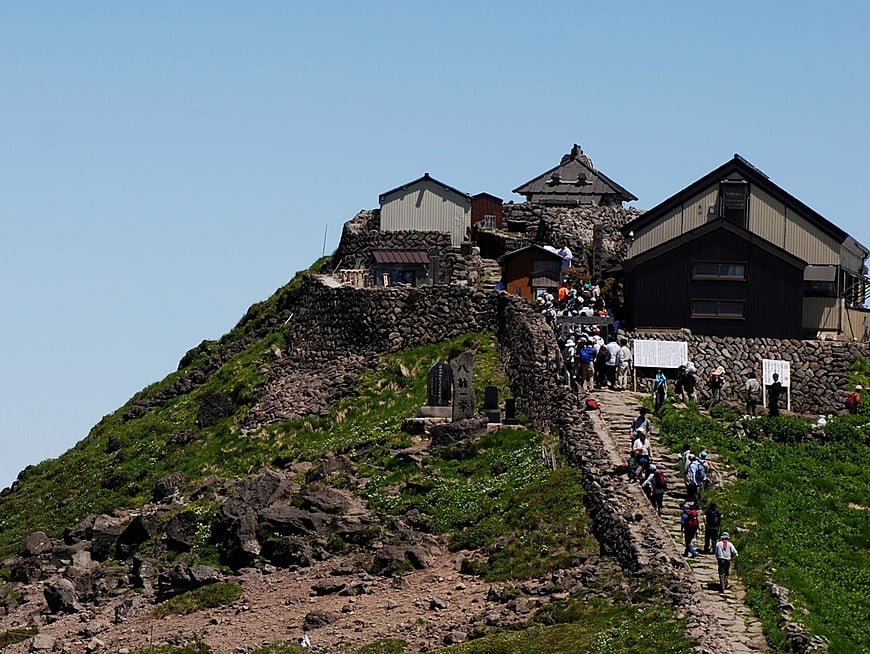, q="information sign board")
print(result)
[632,340,688,369]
